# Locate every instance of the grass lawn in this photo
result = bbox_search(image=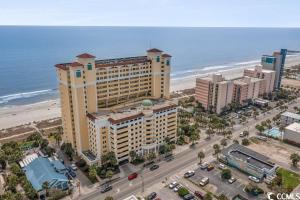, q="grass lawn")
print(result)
[277,168,300,190]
